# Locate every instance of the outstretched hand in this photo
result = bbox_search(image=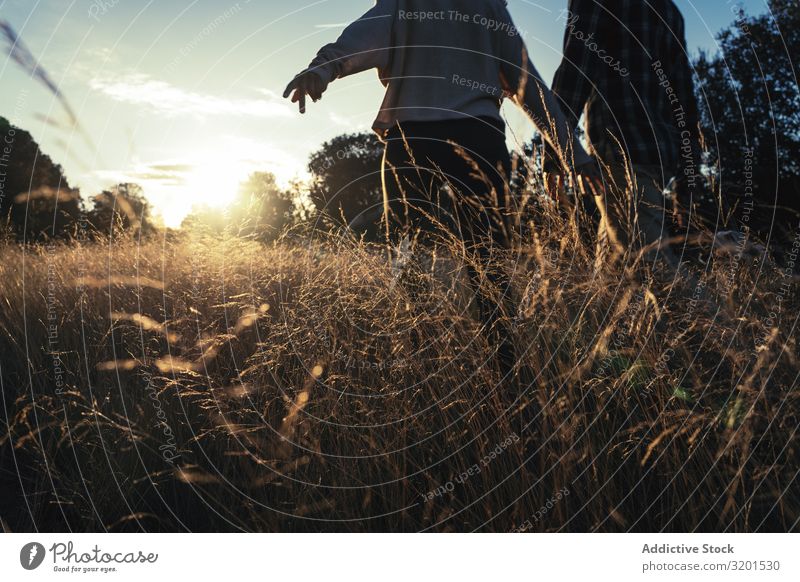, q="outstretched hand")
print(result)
[283,70,328,114]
